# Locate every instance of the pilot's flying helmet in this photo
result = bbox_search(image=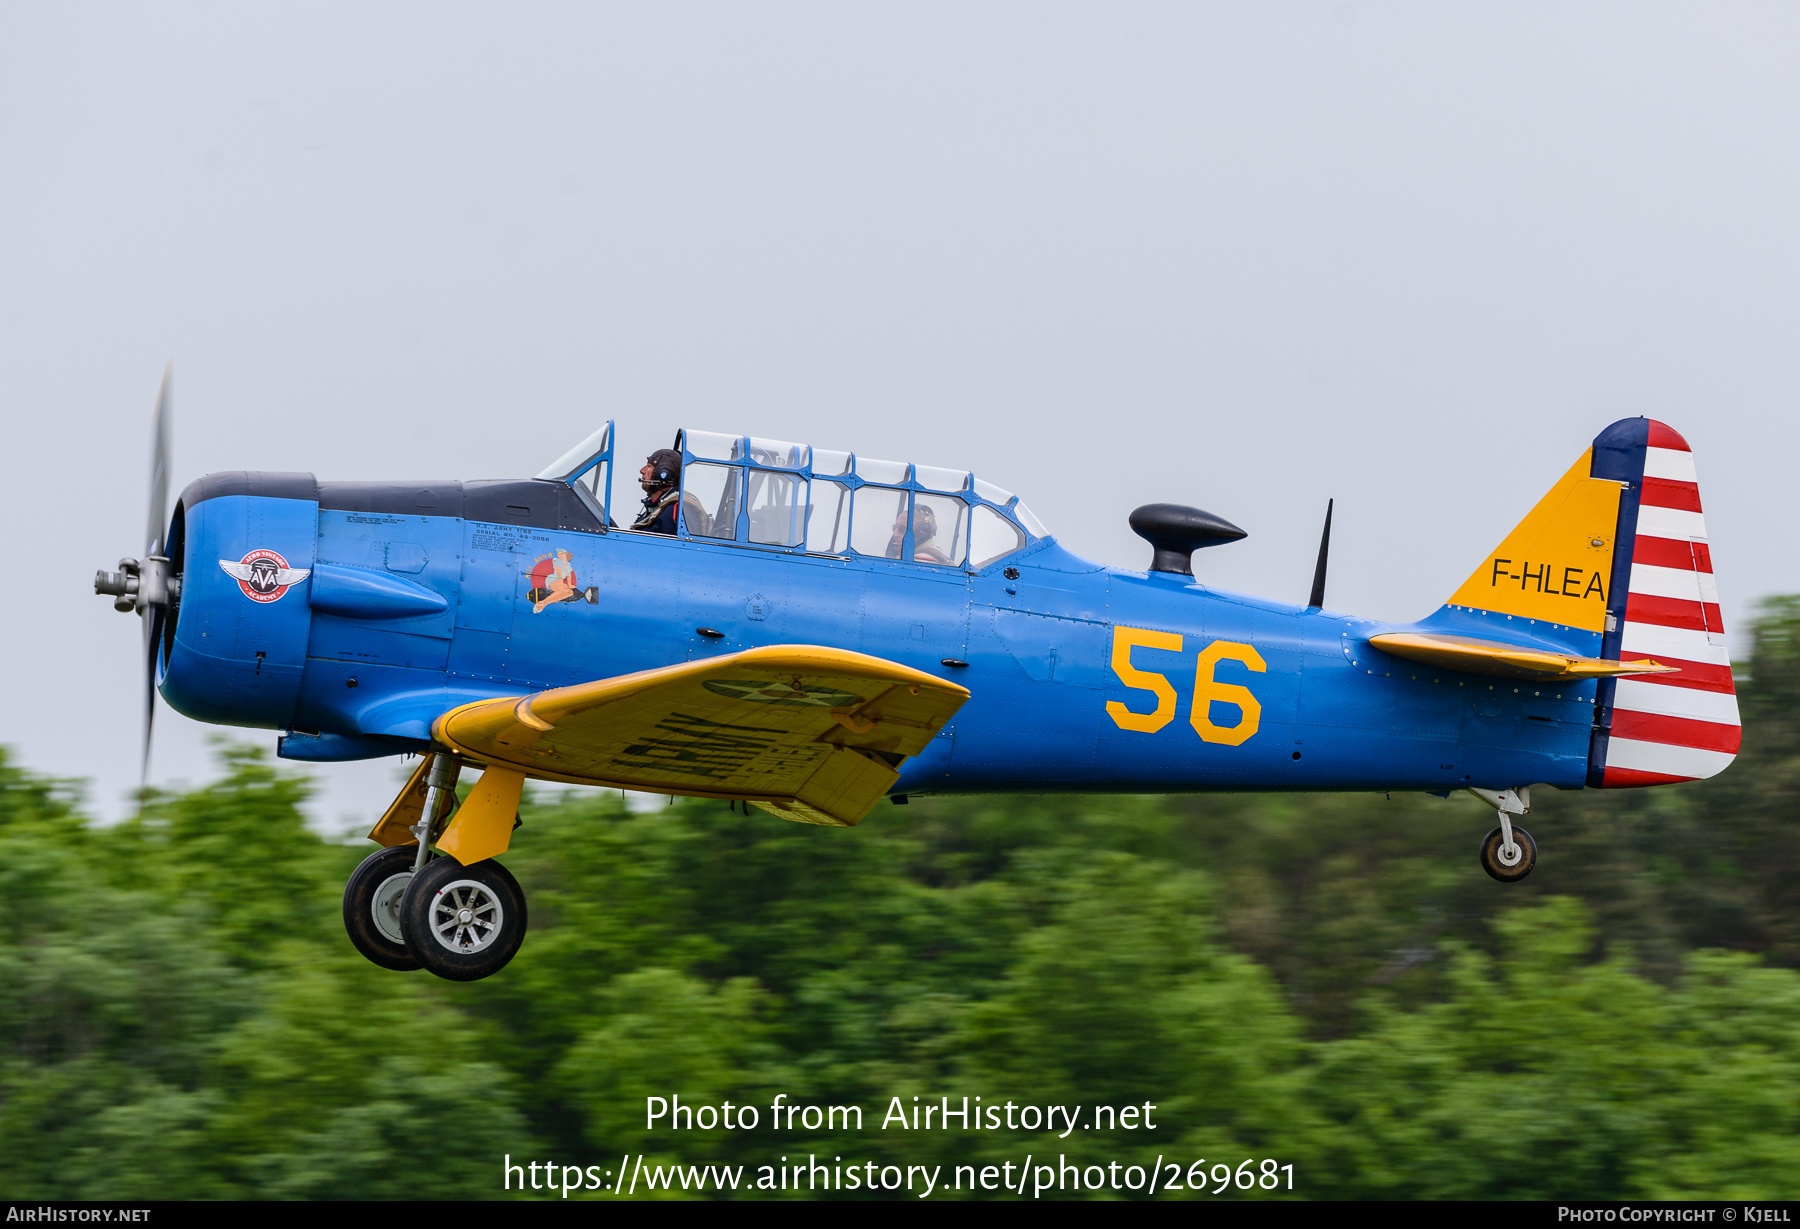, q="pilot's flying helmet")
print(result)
[893,502,939,544]
[644,449,683,485]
